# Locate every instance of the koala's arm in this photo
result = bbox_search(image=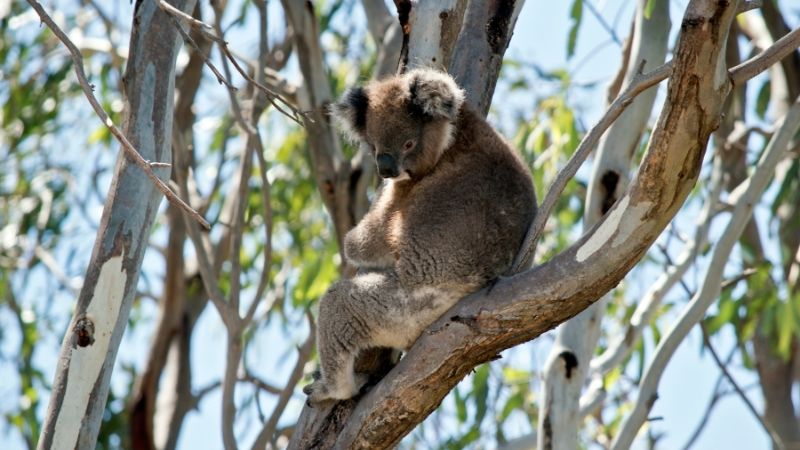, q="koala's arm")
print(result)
[344,188,395,270]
